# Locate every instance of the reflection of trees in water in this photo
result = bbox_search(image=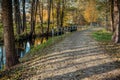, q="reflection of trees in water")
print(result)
[0,37,47,70]
[42,37,47,43]
[0,41,31,69]
[16,41,23,58]
[16,40,31,58]
[0,46,4,69]
[29,36,35,46]
[25,42,30,53]
[34,37,47,46]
